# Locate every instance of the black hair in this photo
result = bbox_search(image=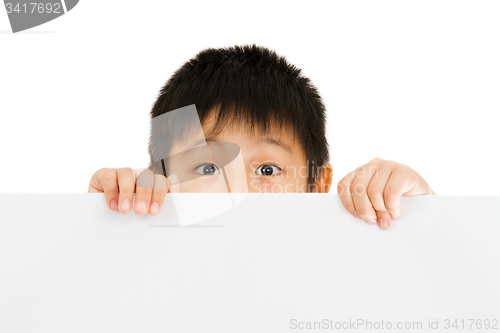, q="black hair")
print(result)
[148,44,329,187]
